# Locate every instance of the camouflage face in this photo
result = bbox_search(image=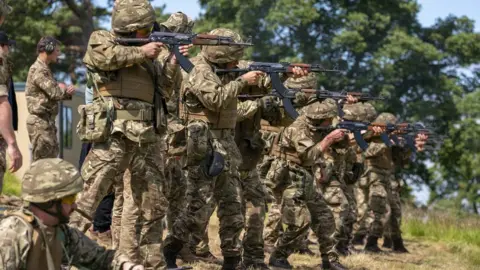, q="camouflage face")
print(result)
[201,28,244,64]
[342,103,367,122]
[363,102,378,122]
[160,12,194,34]
[111,0,156,34]
[22,158,83,203]
[0,0,12,17]
[303,100,337,120]
[374,112,397,124]
[284,73,318,89]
